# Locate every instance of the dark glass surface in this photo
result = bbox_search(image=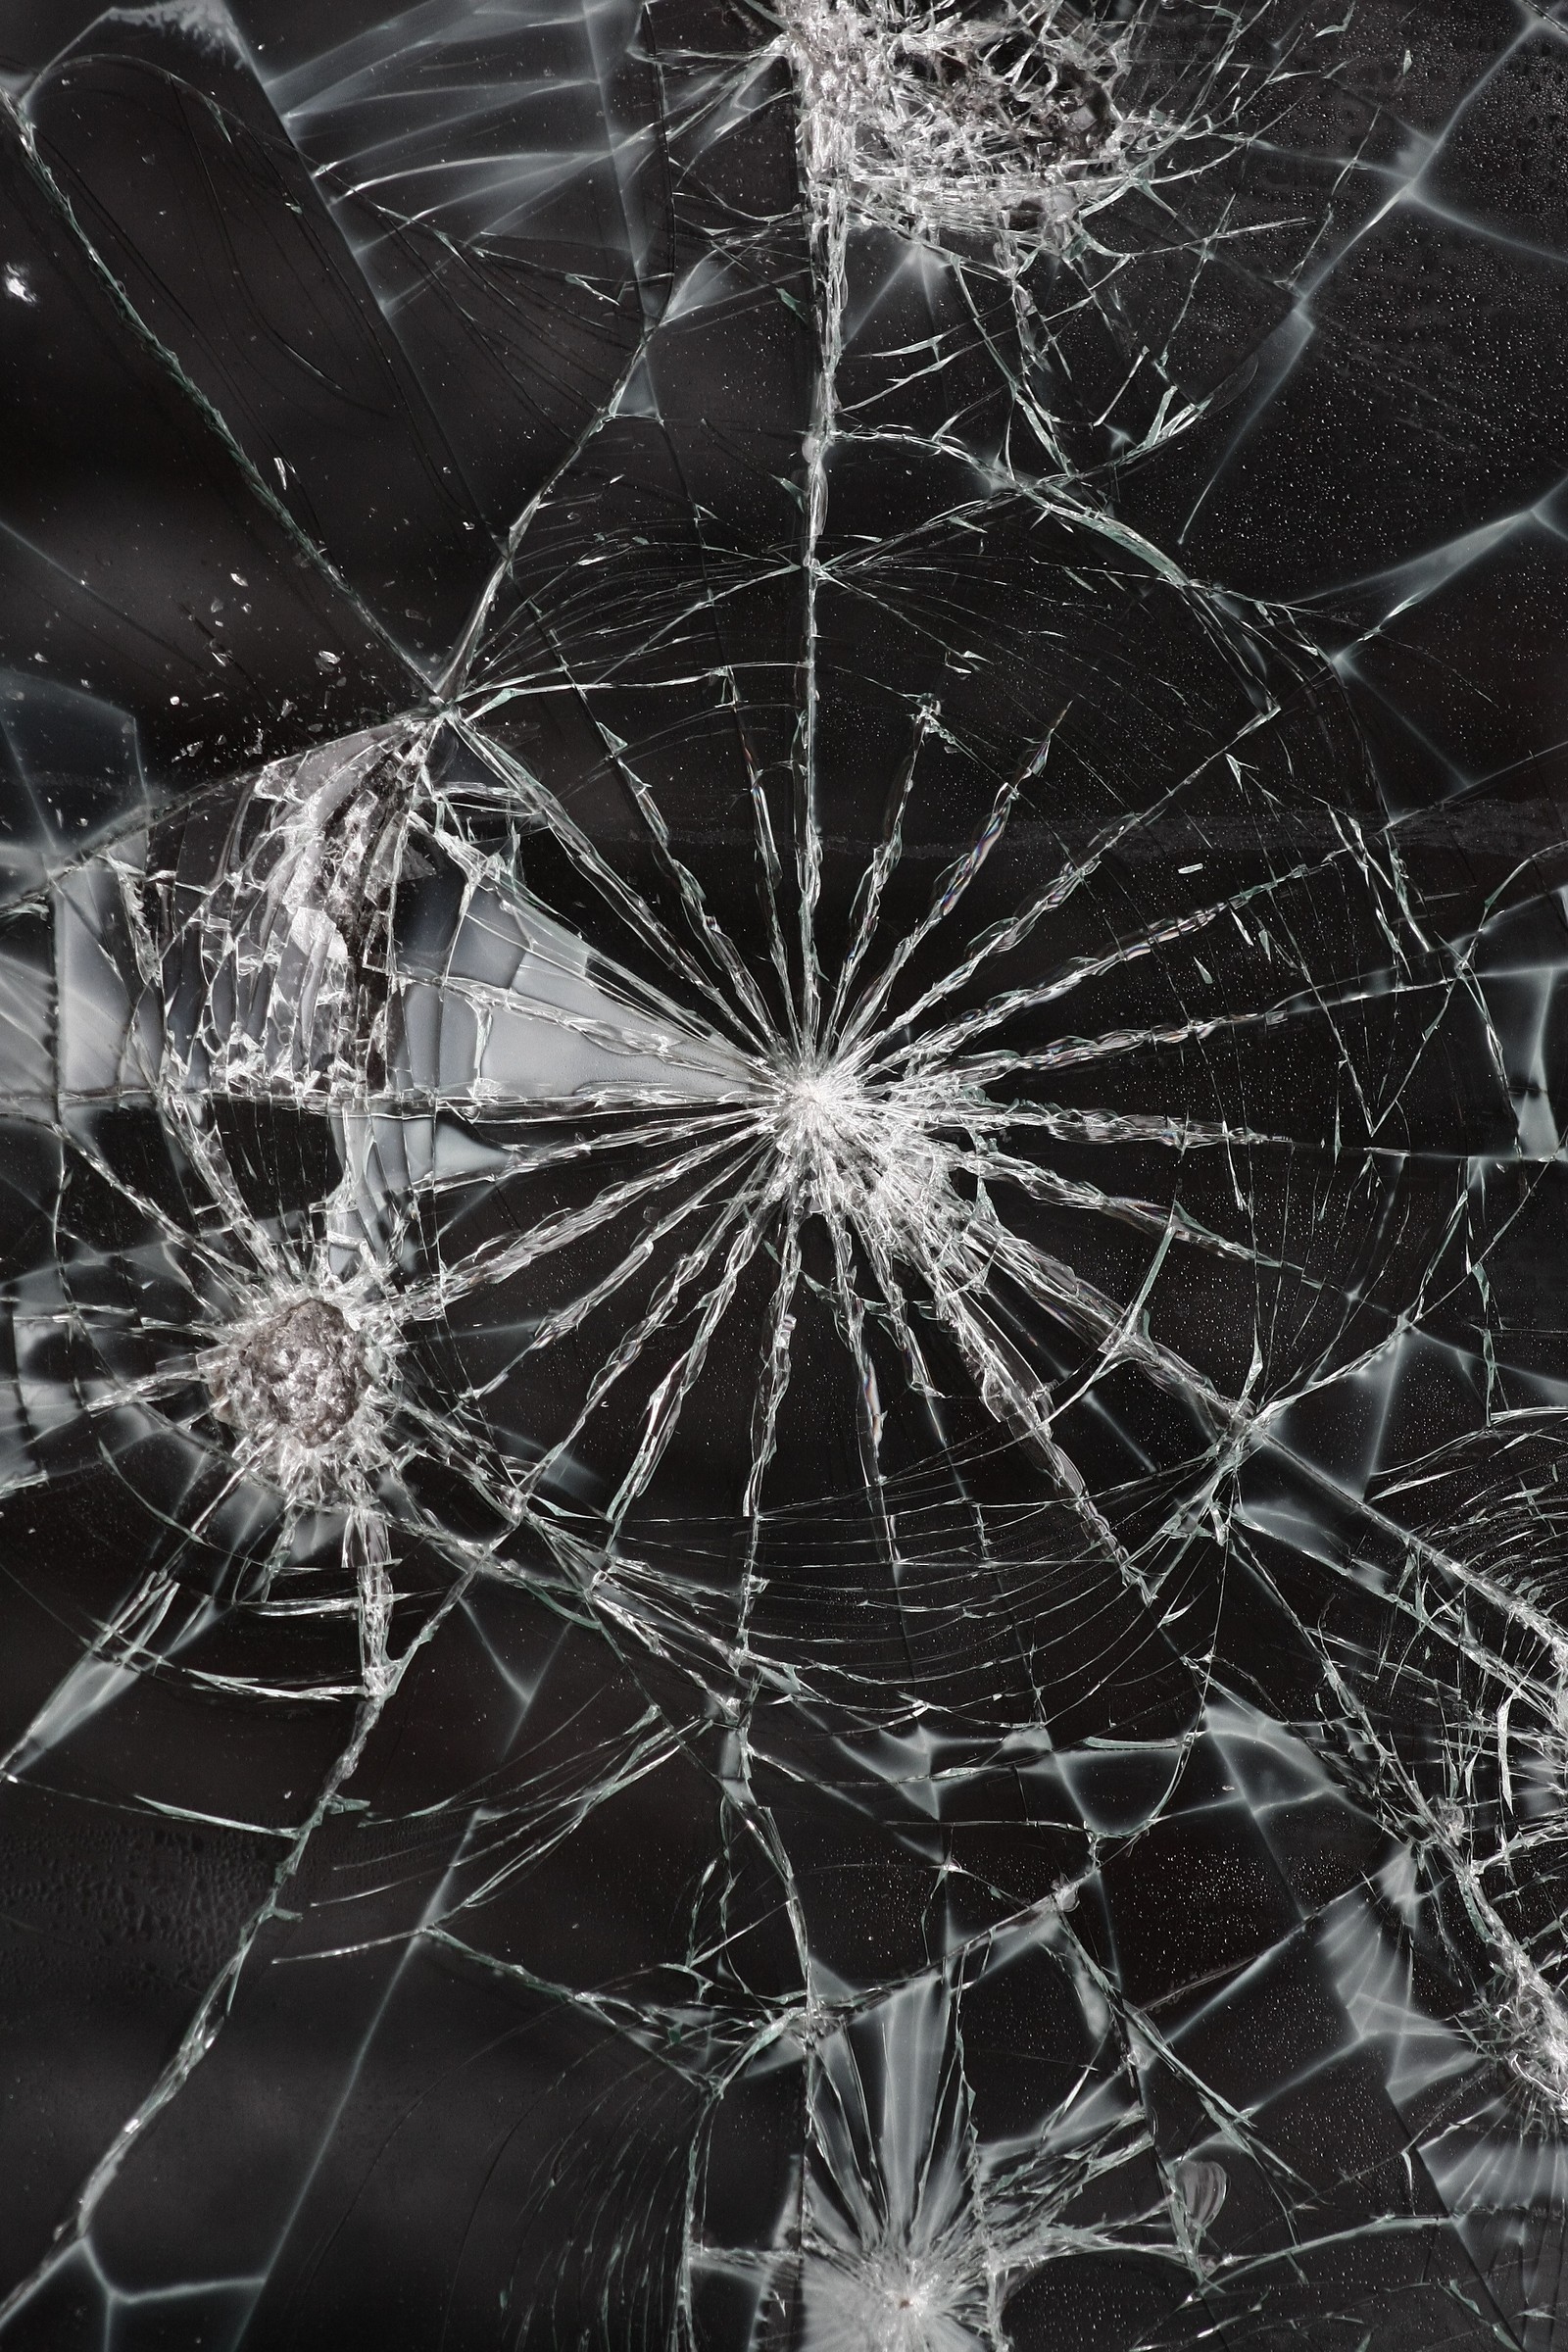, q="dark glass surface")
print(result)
[1,4,1567,2346]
